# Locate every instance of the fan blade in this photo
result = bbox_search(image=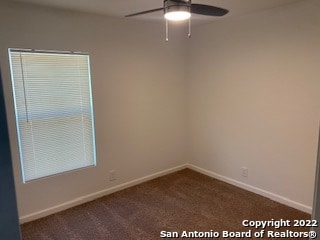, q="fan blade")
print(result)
[125,8,164,17]
[191,4,228,16]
